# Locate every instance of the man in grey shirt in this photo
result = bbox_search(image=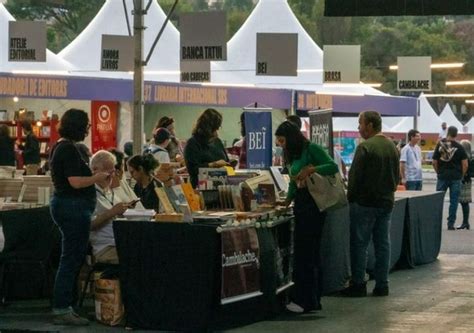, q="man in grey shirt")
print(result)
[400,129,423,190]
